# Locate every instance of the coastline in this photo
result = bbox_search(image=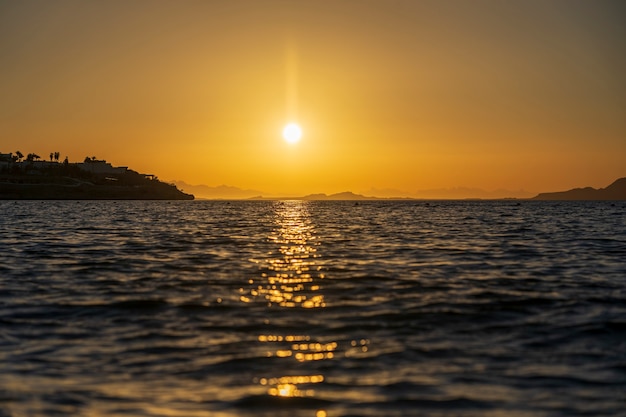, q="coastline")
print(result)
[0,175,193,200]
[0,182,194,200]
